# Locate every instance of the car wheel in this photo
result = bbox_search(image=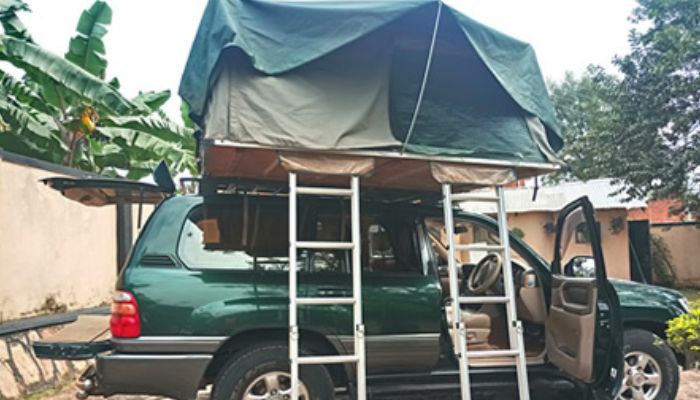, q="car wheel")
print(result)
[211,344,335,400]
[616,329,679,400]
